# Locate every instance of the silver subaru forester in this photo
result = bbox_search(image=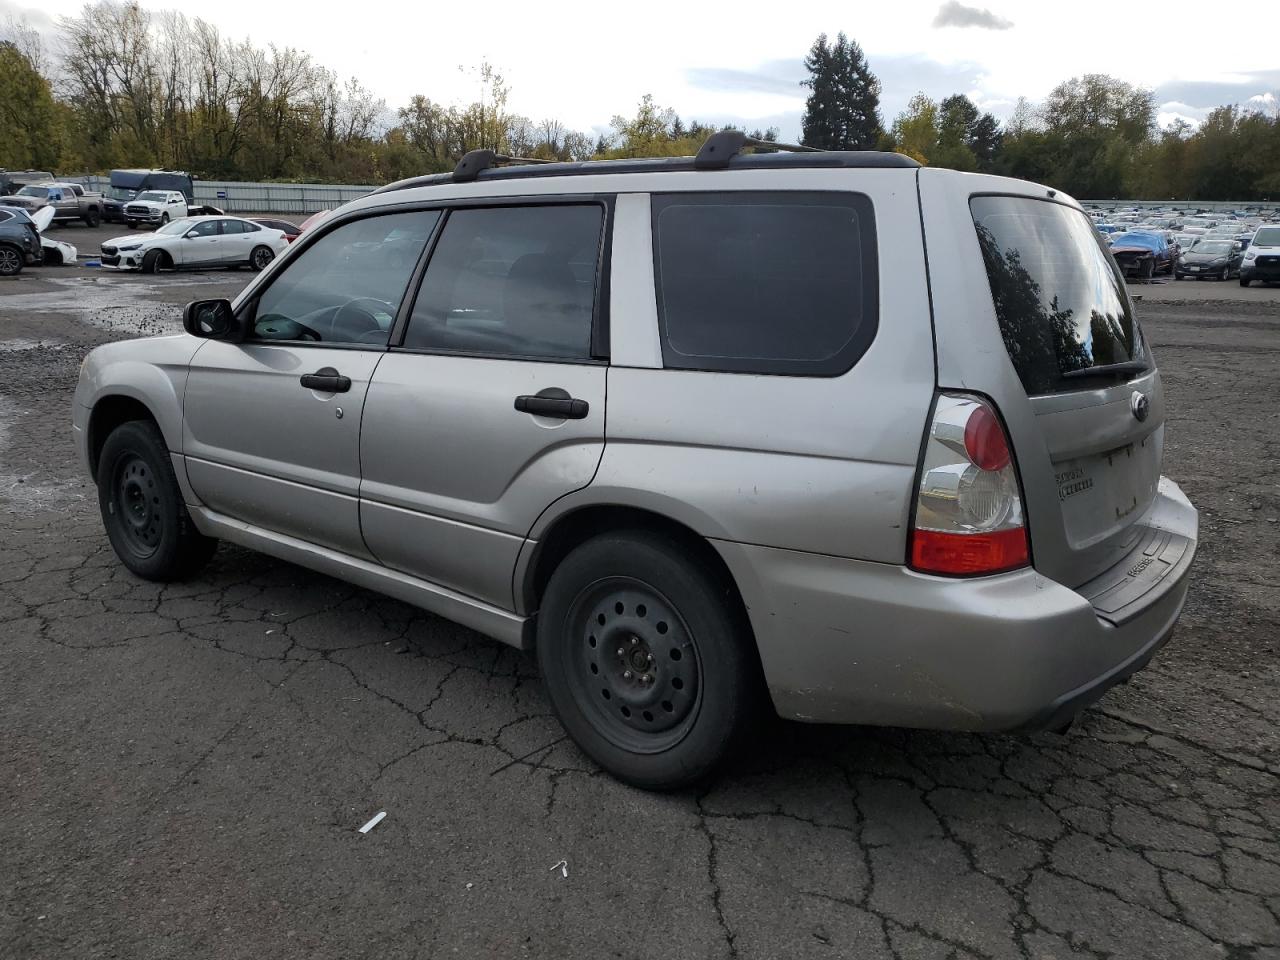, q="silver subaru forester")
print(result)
[73,133,1198,789]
